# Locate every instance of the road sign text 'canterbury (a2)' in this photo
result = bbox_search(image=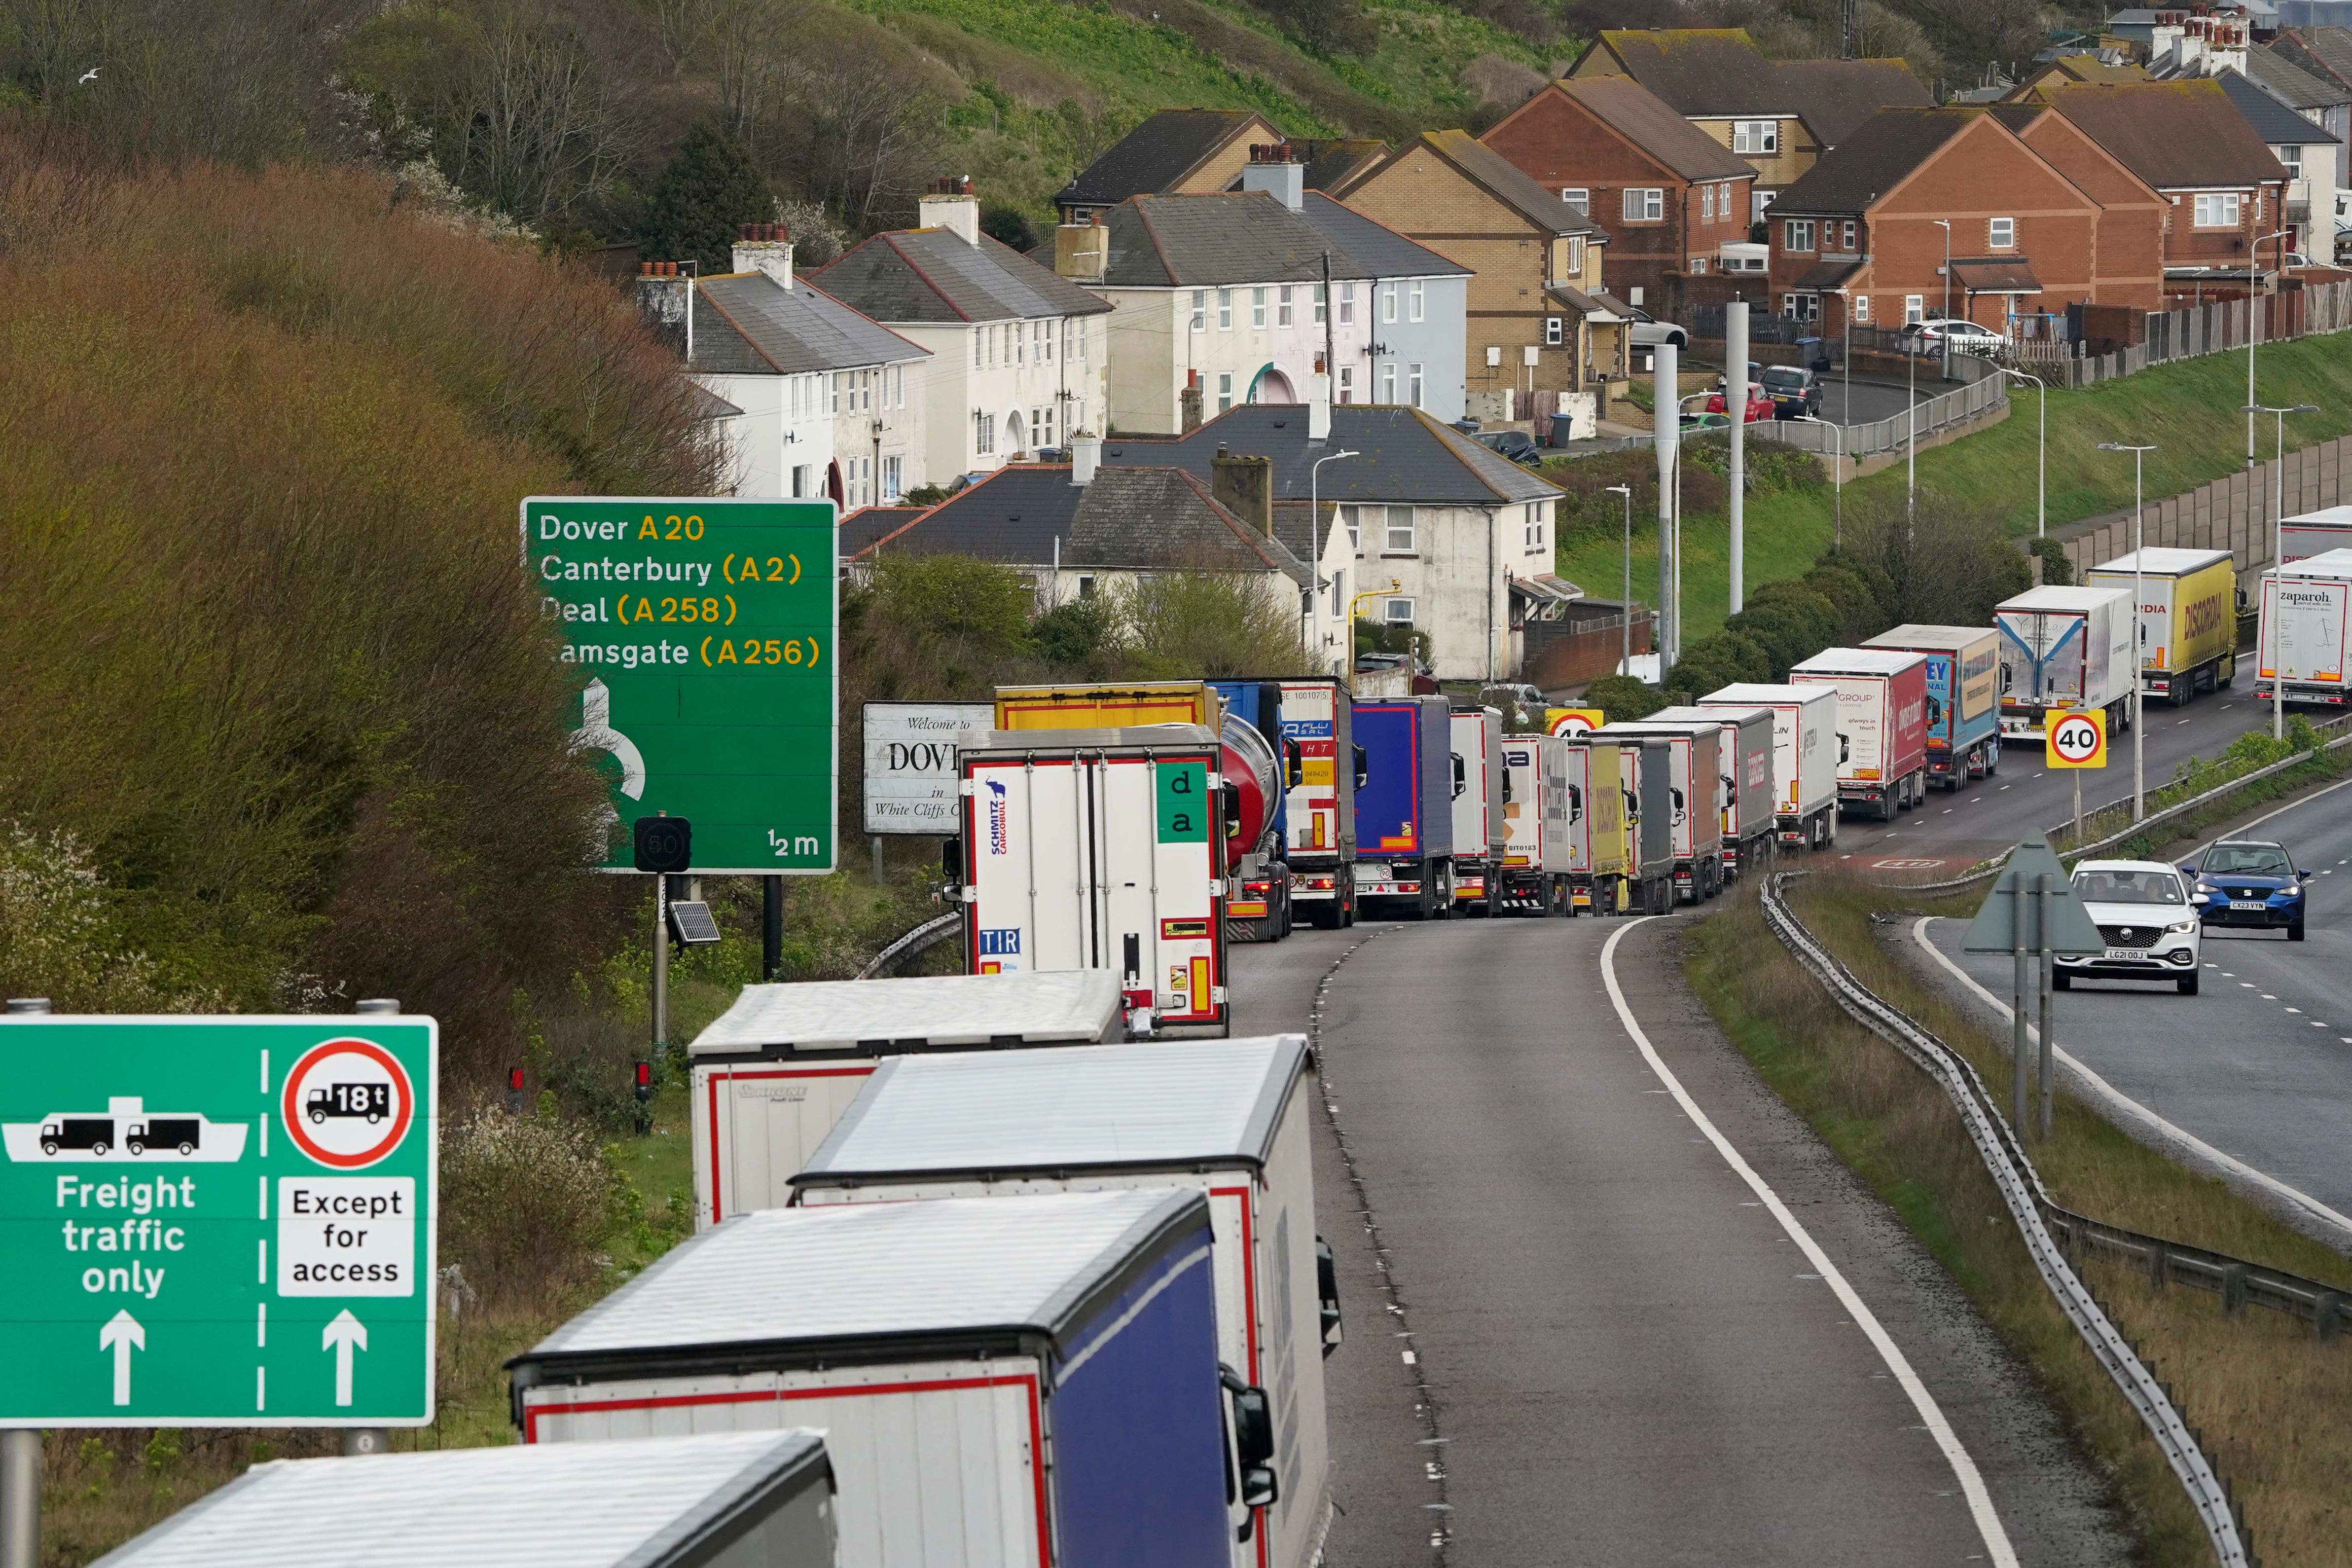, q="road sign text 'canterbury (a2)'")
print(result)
[526,496,840,875]
[0,1015,439,1426]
